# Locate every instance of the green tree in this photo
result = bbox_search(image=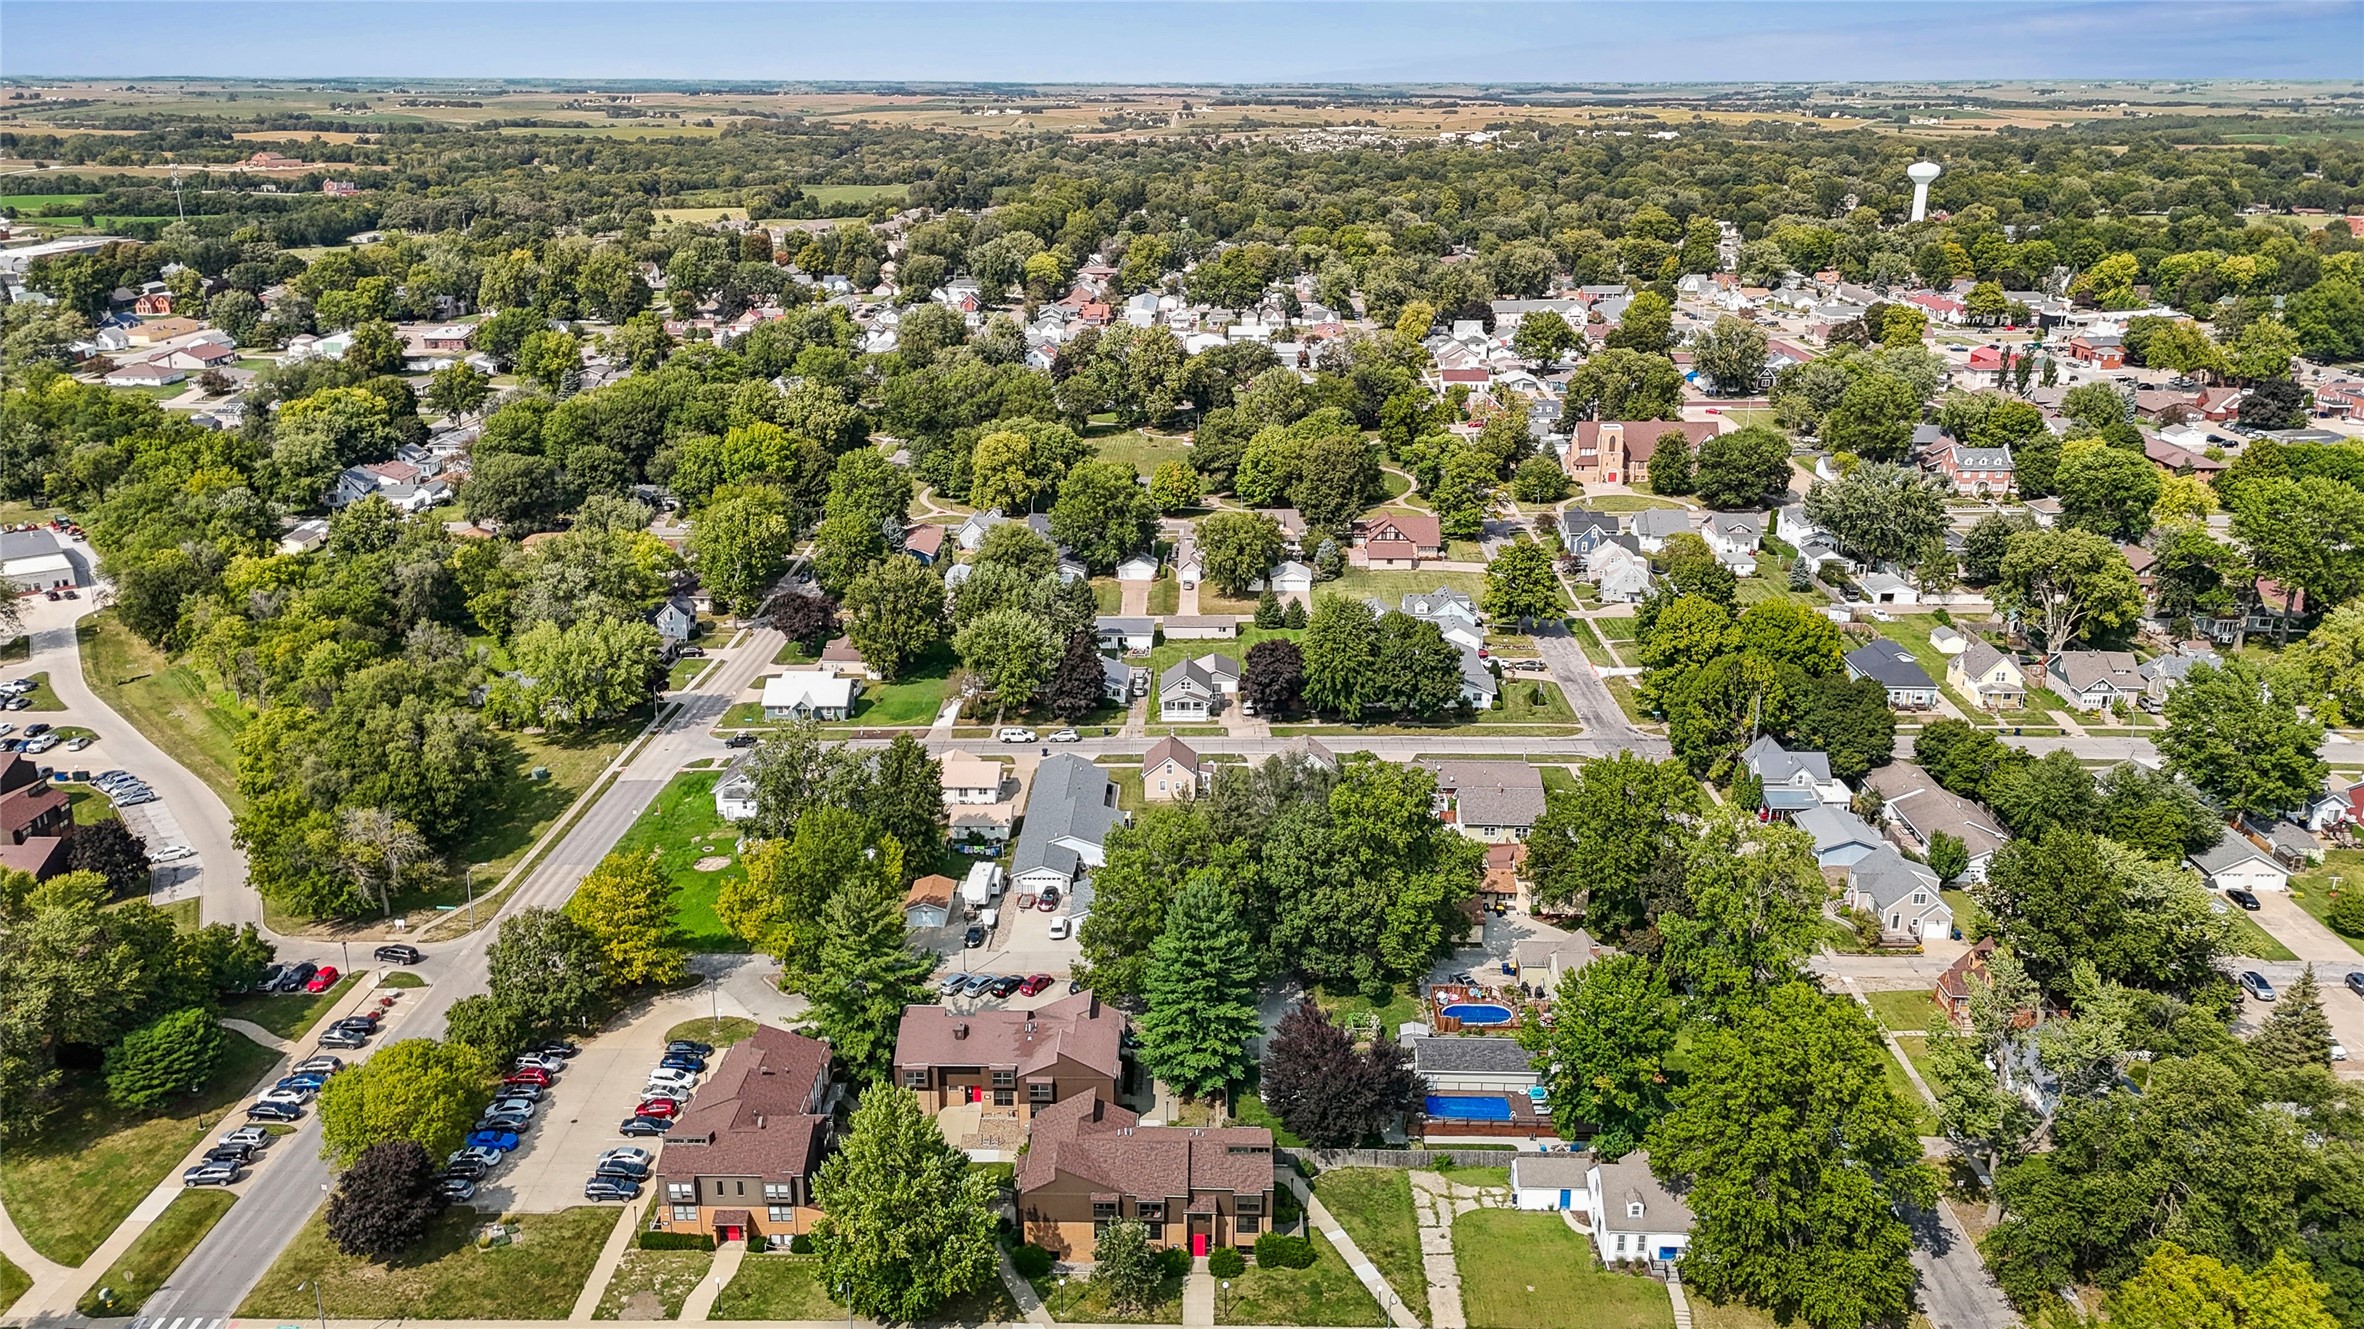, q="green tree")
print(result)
[515,328,581,392]
[563,851,686,988]
[1647,429,1697,496]
[811,1086,999,1322]
[2056,443,2163,542]
[1996,528,2143,651]
[1481,540,1562,629]
[1148,459,1203,513]
[1971,830,2229,1000]
[1692,316,1769,396]
[1300,594,1378,716]
[2251,966,2336,1071]
[1196,511,1284,598]
[1510,454,1571,503]
[316,1037,495,1166]
[1510,311,1578,363]
[1803,463,1948,569]
[1049,458,1156,572]
[425,361,492,422]
[1647,982,1935,1329]
[1820,373,1922,464]
[842,557,946,682]
[954,604,1057,717]
[1605,292,1675,354]
[1523,753,1705,932]
[2159,658,2328,818]
[1136,880,1261,1101]
[1091,1220,1163,1313]
[718,806,897,972]
[508,614,663,726]
[810,859,937,1086]
[688,483,794,616]
[485,906,609,1033]
[103,1007,227,1112]
[1656,810,1824,1010]
[1568,348,1684,422]
[2106,1245,2339,1329]
[1926,830,1969,885]
[1692,424,1793,510]
[1527,954,1677,1156]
